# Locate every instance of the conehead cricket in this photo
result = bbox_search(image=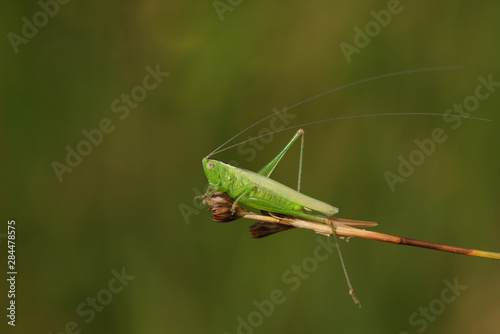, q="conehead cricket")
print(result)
[199,67,500,306]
